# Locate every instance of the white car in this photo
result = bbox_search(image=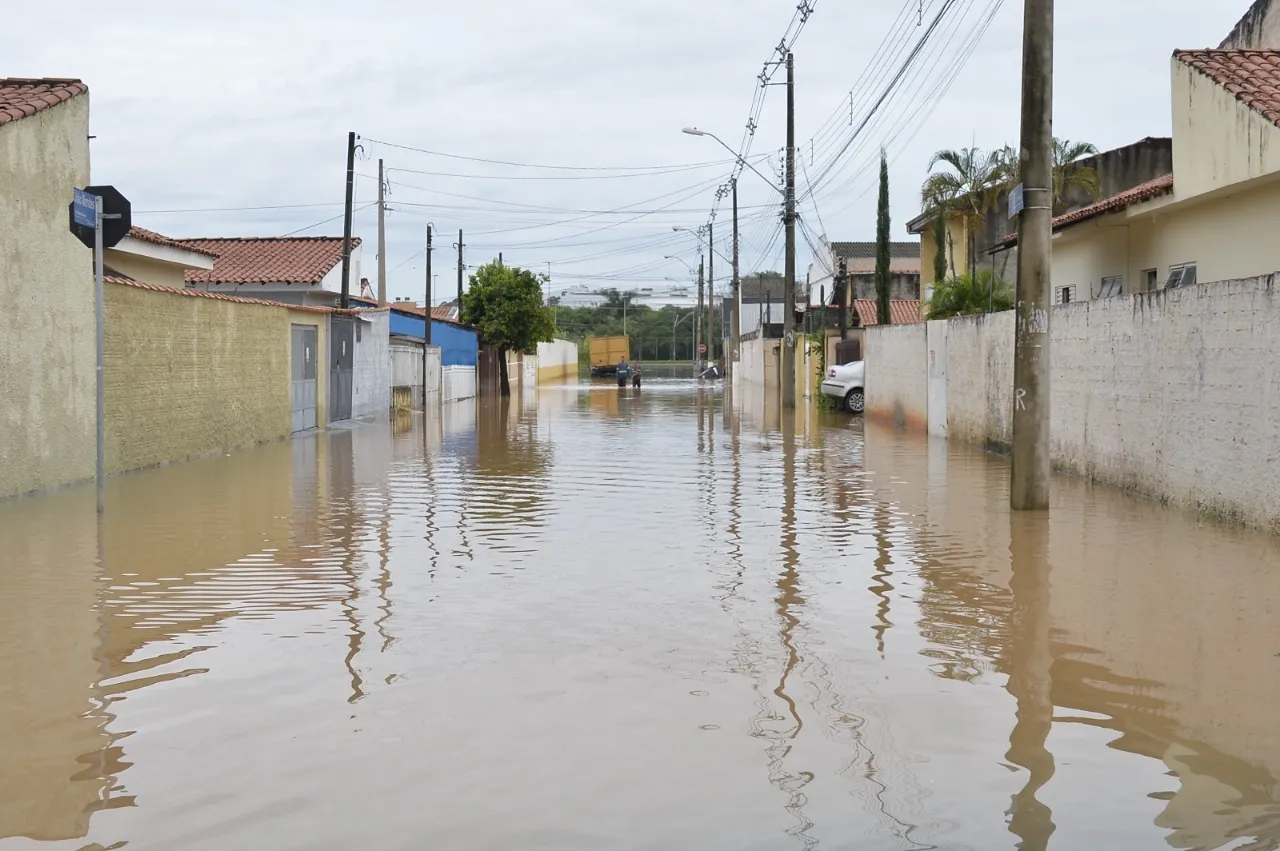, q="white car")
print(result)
[821,360,865,413]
